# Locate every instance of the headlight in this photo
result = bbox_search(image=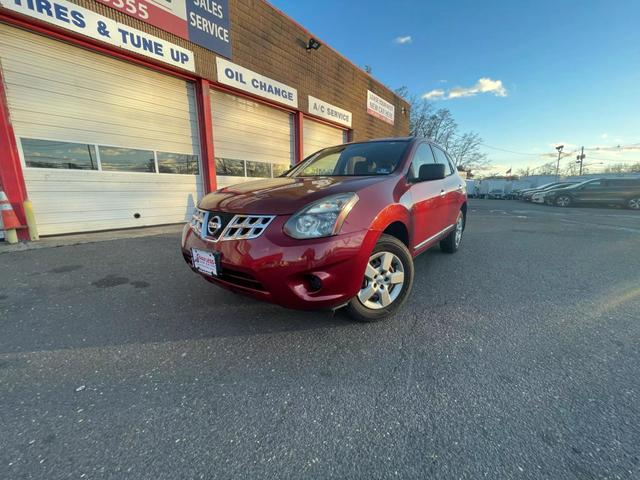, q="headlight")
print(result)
[283,193,359,239]
[190,208,205,233]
